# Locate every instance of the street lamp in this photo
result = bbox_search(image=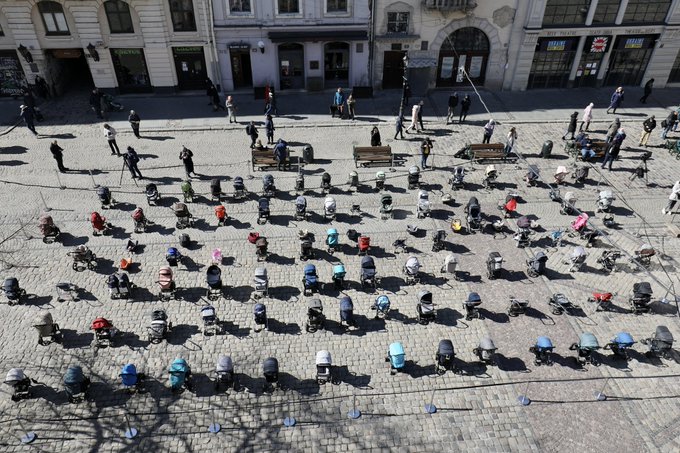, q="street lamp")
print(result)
[398,54,409,120]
